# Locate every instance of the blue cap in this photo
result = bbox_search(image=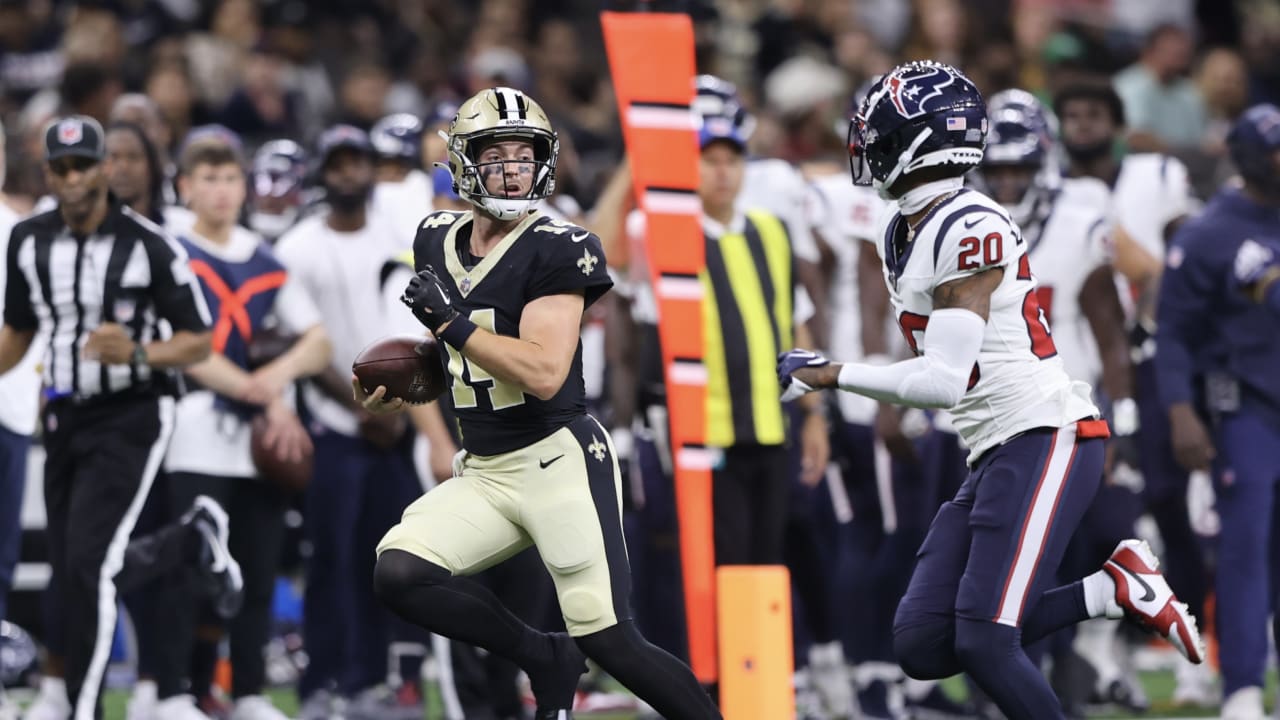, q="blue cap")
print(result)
[179,124,244,161]
[698,113,748,151]
[432,166,459,199]
[316,124,373,166]
[1228,103,1280,190]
